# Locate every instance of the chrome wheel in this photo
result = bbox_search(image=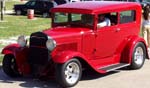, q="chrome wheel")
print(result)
[134,47,144,65]
[10,58,16,70]
[65,62,80,85]
[130,42,146,69]
[56,59,82,87]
